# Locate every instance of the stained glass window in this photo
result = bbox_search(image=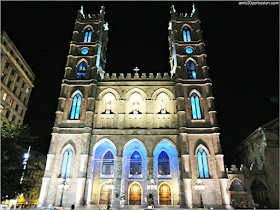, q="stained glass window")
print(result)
[102,151,114,175]
[61,148,73,178]
[84,28,92,42]
[187,61,196,79]
[197,148,209,178]
[77,61,87,79]
[130,151,142,175]
[183,26,191,42]
[70,93,82,120]
[191,93,202,119]
[158,151,170,175]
